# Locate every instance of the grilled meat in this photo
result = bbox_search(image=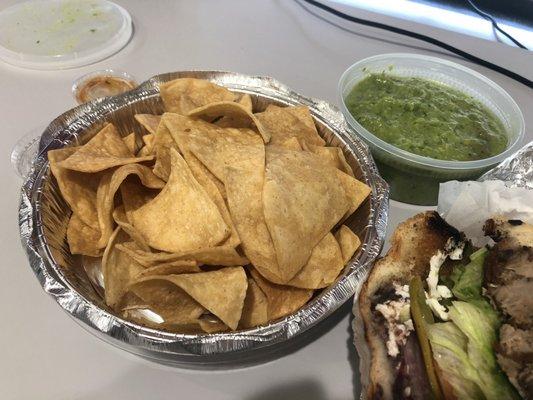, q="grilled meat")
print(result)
[484,218,533,398]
